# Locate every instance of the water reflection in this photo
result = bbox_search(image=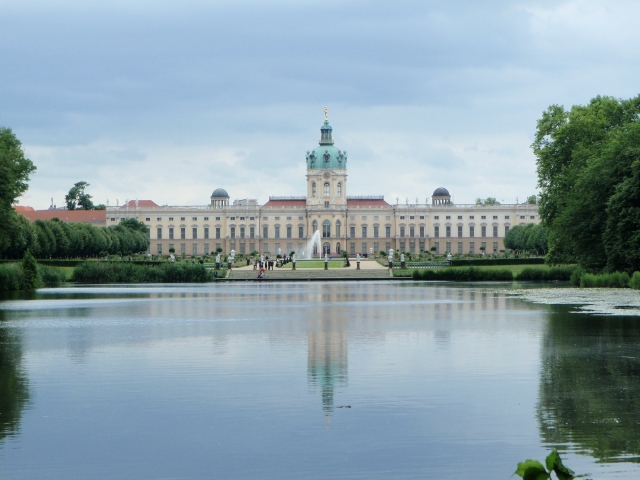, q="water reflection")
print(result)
[0,310,30,444]
[307,317,348,419]
[538,308,640,462]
